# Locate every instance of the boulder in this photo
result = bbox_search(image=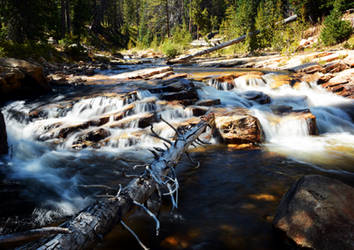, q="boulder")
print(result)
[0,111,8,155]
[214,109,264,146]
[0,58,51,102]
[273,175,354,250]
